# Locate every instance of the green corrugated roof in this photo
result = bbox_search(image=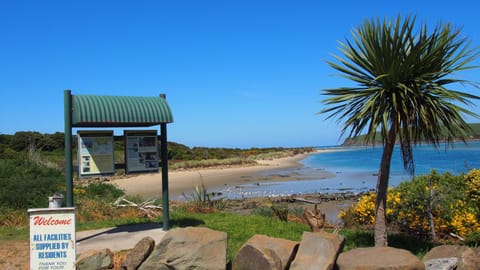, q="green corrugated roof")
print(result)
[72,95,174,127]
